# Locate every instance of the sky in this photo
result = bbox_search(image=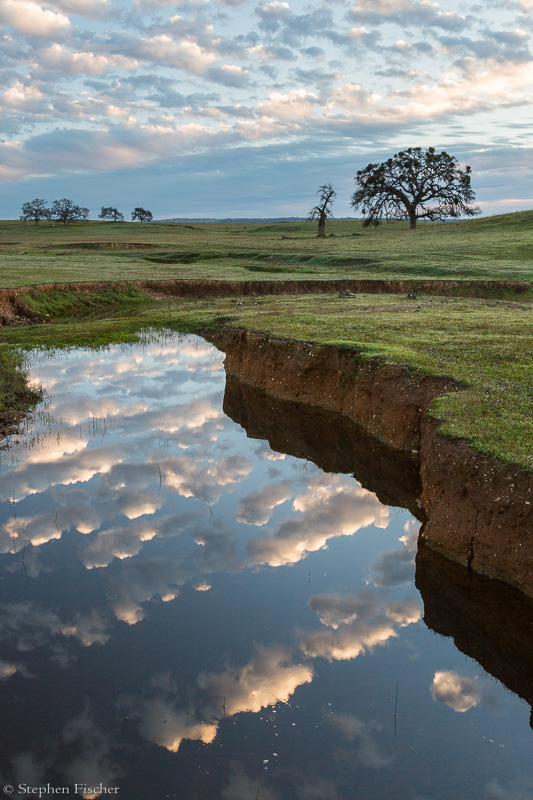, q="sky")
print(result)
[0,0,532,219]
